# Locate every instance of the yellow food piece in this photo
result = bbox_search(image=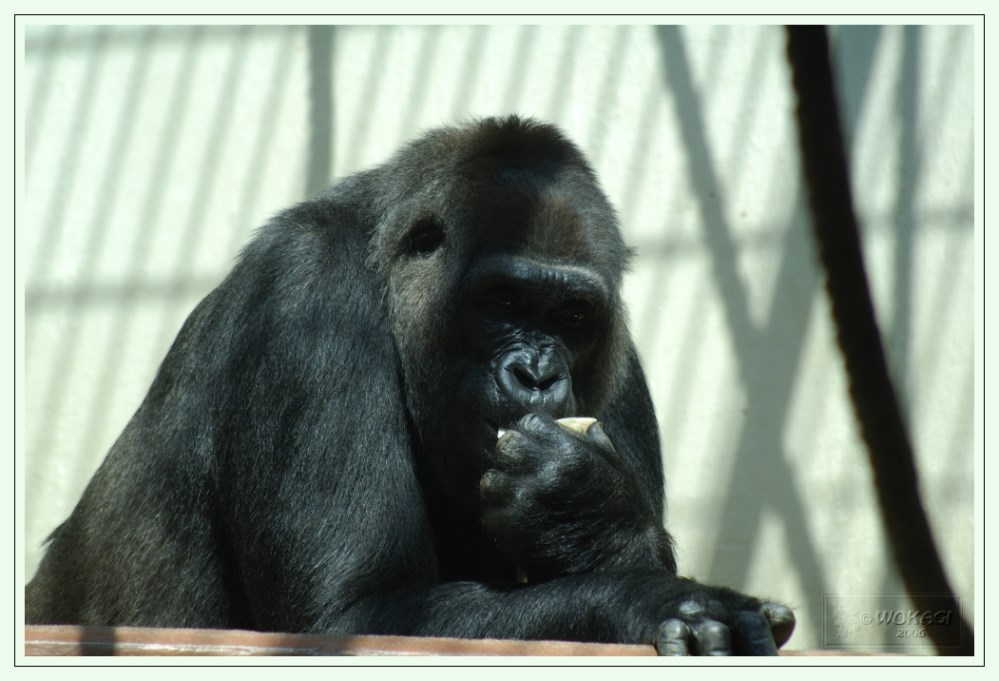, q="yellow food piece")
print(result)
[497,417,597,440]
[555,416,597,434]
